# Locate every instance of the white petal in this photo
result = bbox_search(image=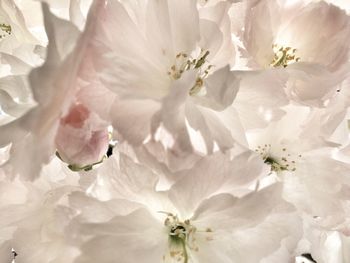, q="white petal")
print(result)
[76,208,166,263]
[112,98,160,146]
[169,151,266,218]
